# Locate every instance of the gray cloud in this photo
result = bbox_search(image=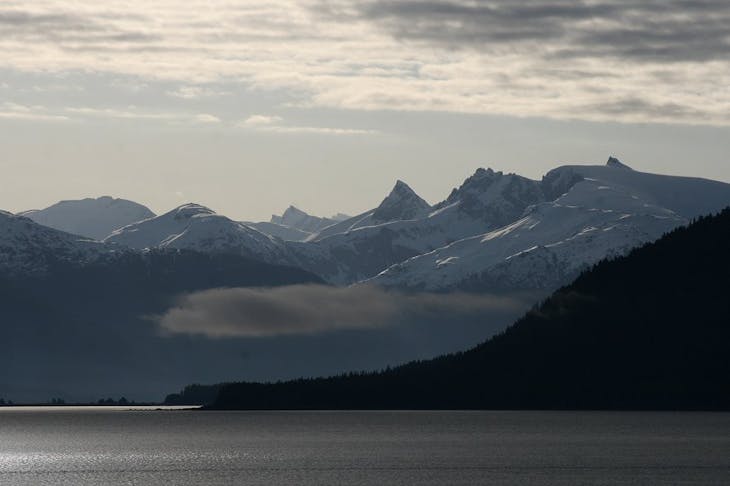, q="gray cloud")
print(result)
[0,9,158,46]
[0,1,728,125]
[336,0,730,63]
[155,284,530,338]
